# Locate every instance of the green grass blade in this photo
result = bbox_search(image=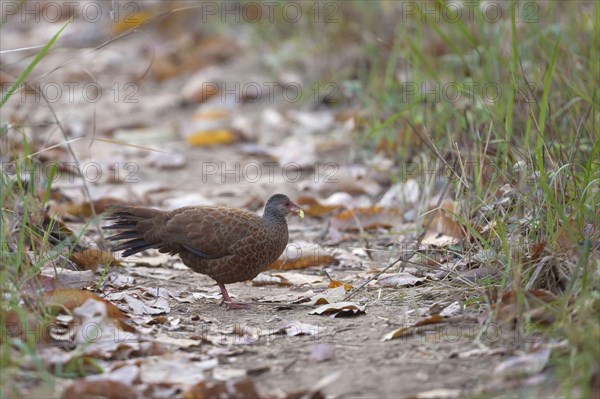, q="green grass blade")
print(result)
[0,18,71,108]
